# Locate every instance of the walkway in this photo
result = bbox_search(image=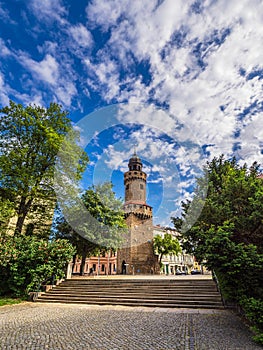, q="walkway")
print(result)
[0,301,261,349]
